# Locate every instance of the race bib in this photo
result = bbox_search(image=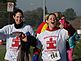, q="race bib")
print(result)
[48,51,61,61]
